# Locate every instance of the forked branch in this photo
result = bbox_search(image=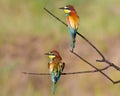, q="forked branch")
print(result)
[71,51,120,84]
[43,8,120,84]
[44,8,120,71]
